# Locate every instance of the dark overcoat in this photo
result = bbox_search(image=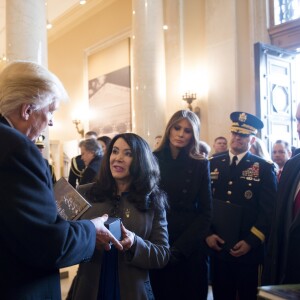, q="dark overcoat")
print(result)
[264,153,300,284]
[150,146,212,300]
[0,116,96,299]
